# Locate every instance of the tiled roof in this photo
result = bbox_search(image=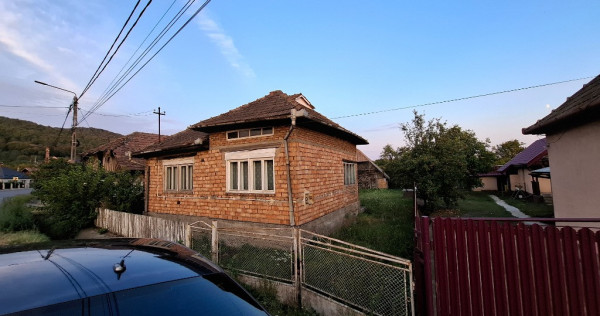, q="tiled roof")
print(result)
[0,167,30,180]
[82,132,159,171]
[356,149,390,179]
[190,90,368,145]
[134,129,208,158]
[523,74,600,134]
[497,138,547,173]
